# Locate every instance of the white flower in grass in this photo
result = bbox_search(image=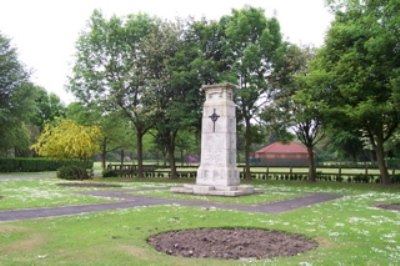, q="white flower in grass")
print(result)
[371,247,385,253]
[329,232,340,237]
[299,262,312,266]
[334,223,345,227]
[348,217,367,224]
[357,230,370,236]
[382,232,397,238]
